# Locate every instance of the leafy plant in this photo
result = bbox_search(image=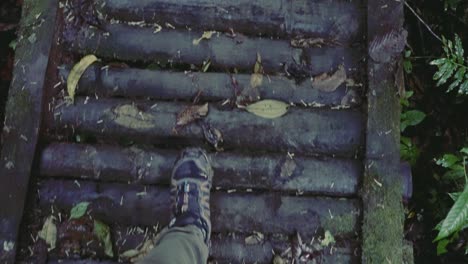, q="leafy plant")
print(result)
[400,91,426,165]
[433,148,468,255]
[403,50,413,74]
[430,34,468,94]
[443,0,463,11]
